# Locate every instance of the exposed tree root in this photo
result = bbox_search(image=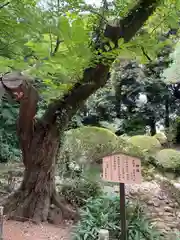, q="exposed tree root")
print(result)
[51,190,80,223]
[3,188,79,224]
